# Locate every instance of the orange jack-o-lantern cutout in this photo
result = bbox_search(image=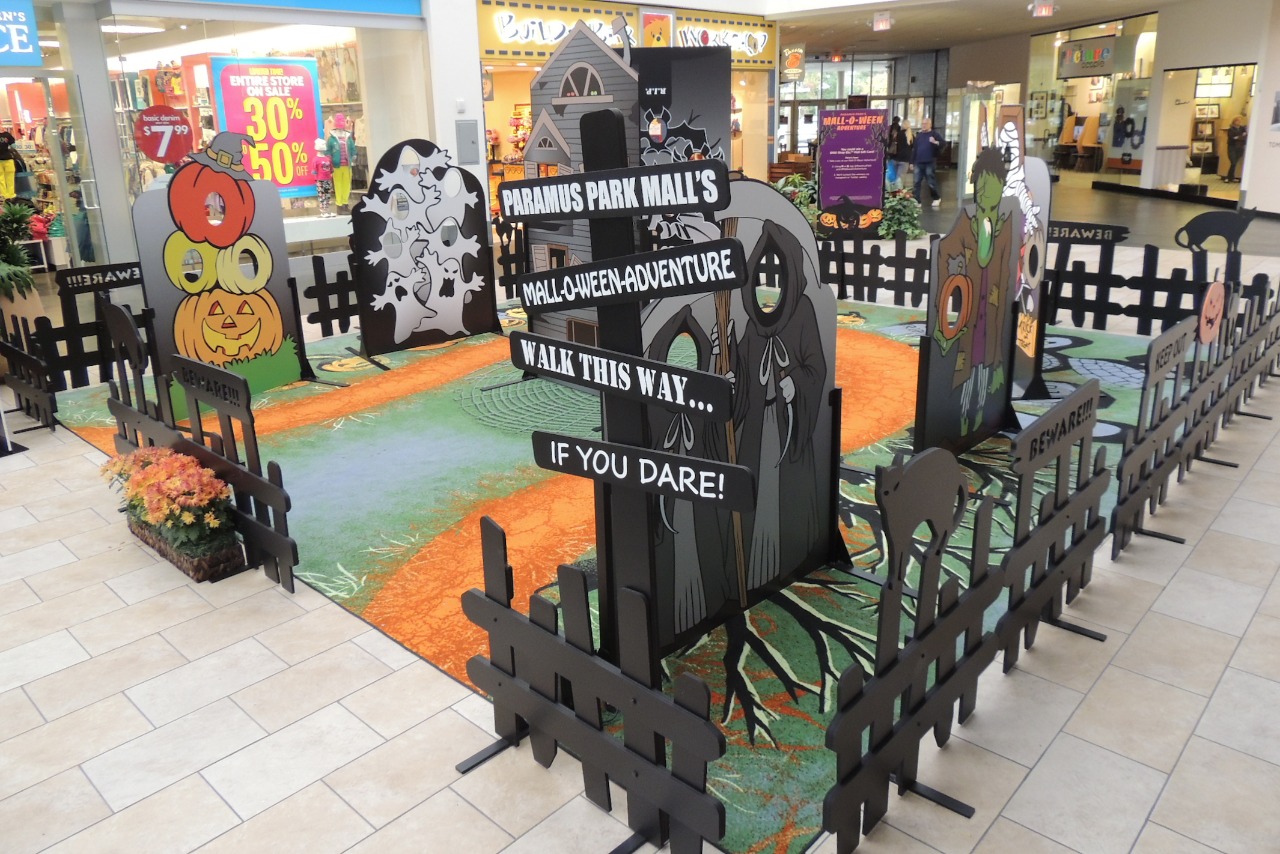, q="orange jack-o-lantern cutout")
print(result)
[818,211,840,228]
[168,163,257,249]
[1199,280,1226,345]
[174,288,284,366]
[938,273,974,340]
